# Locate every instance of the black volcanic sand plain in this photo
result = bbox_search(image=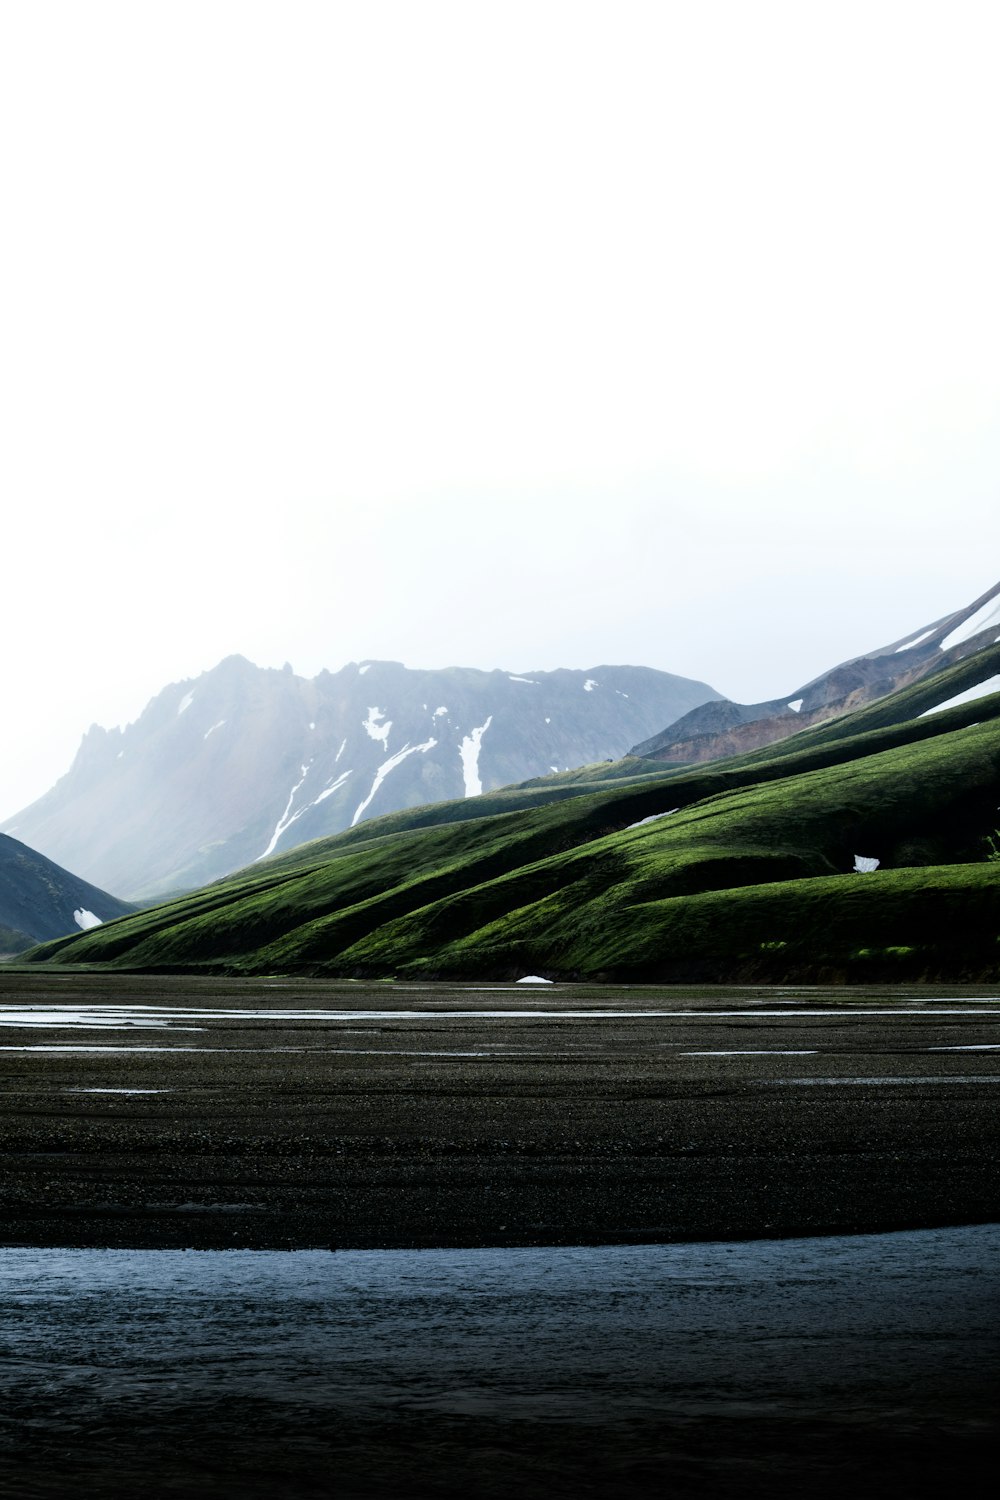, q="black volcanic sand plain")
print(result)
[2,970,999,1250]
